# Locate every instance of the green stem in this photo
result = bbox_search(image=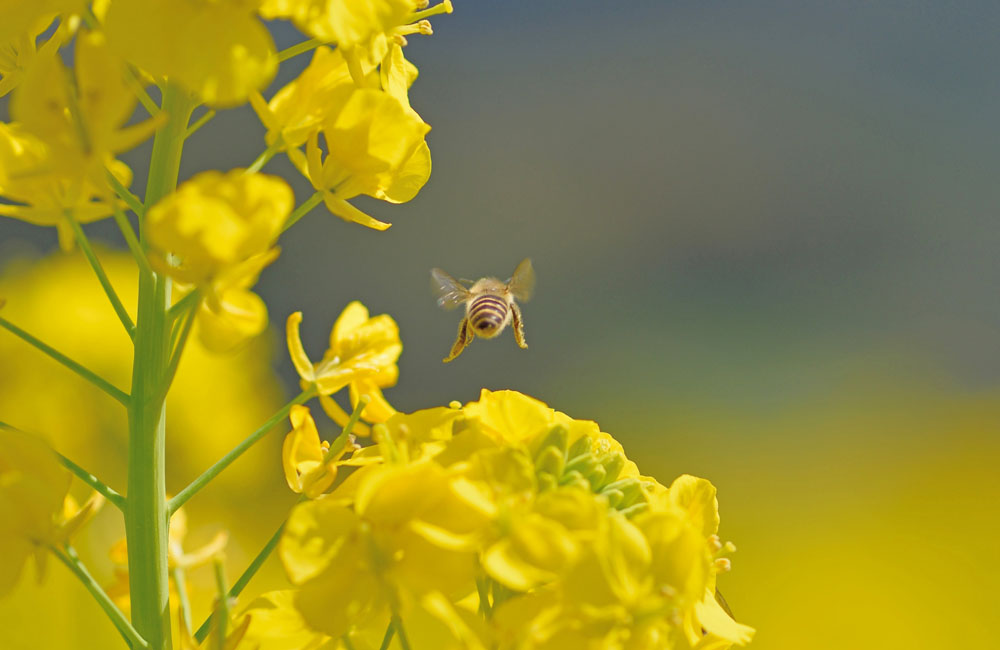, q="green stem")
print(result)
[324,395,369,462]
[342,636,356,650]
[159,306,196,400]
[126,82,196,650]
[66,213,136,338]
[245,141,281,174]
[277,38,322,62]
[51,544,149,649]
[171,567,194,637]
[168,389,316,513]
[212,559,230,650]
[112,204,153,275]
[194,517,288,643]
[0,316,130,405]
[379,622,396,650]
[282,191,324,233]
[125,65,160,117]
[393,614,411,650]
[56,451,126,511]
[166,290,200,325]
[185,109,216,139]
[107,169,146,216]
